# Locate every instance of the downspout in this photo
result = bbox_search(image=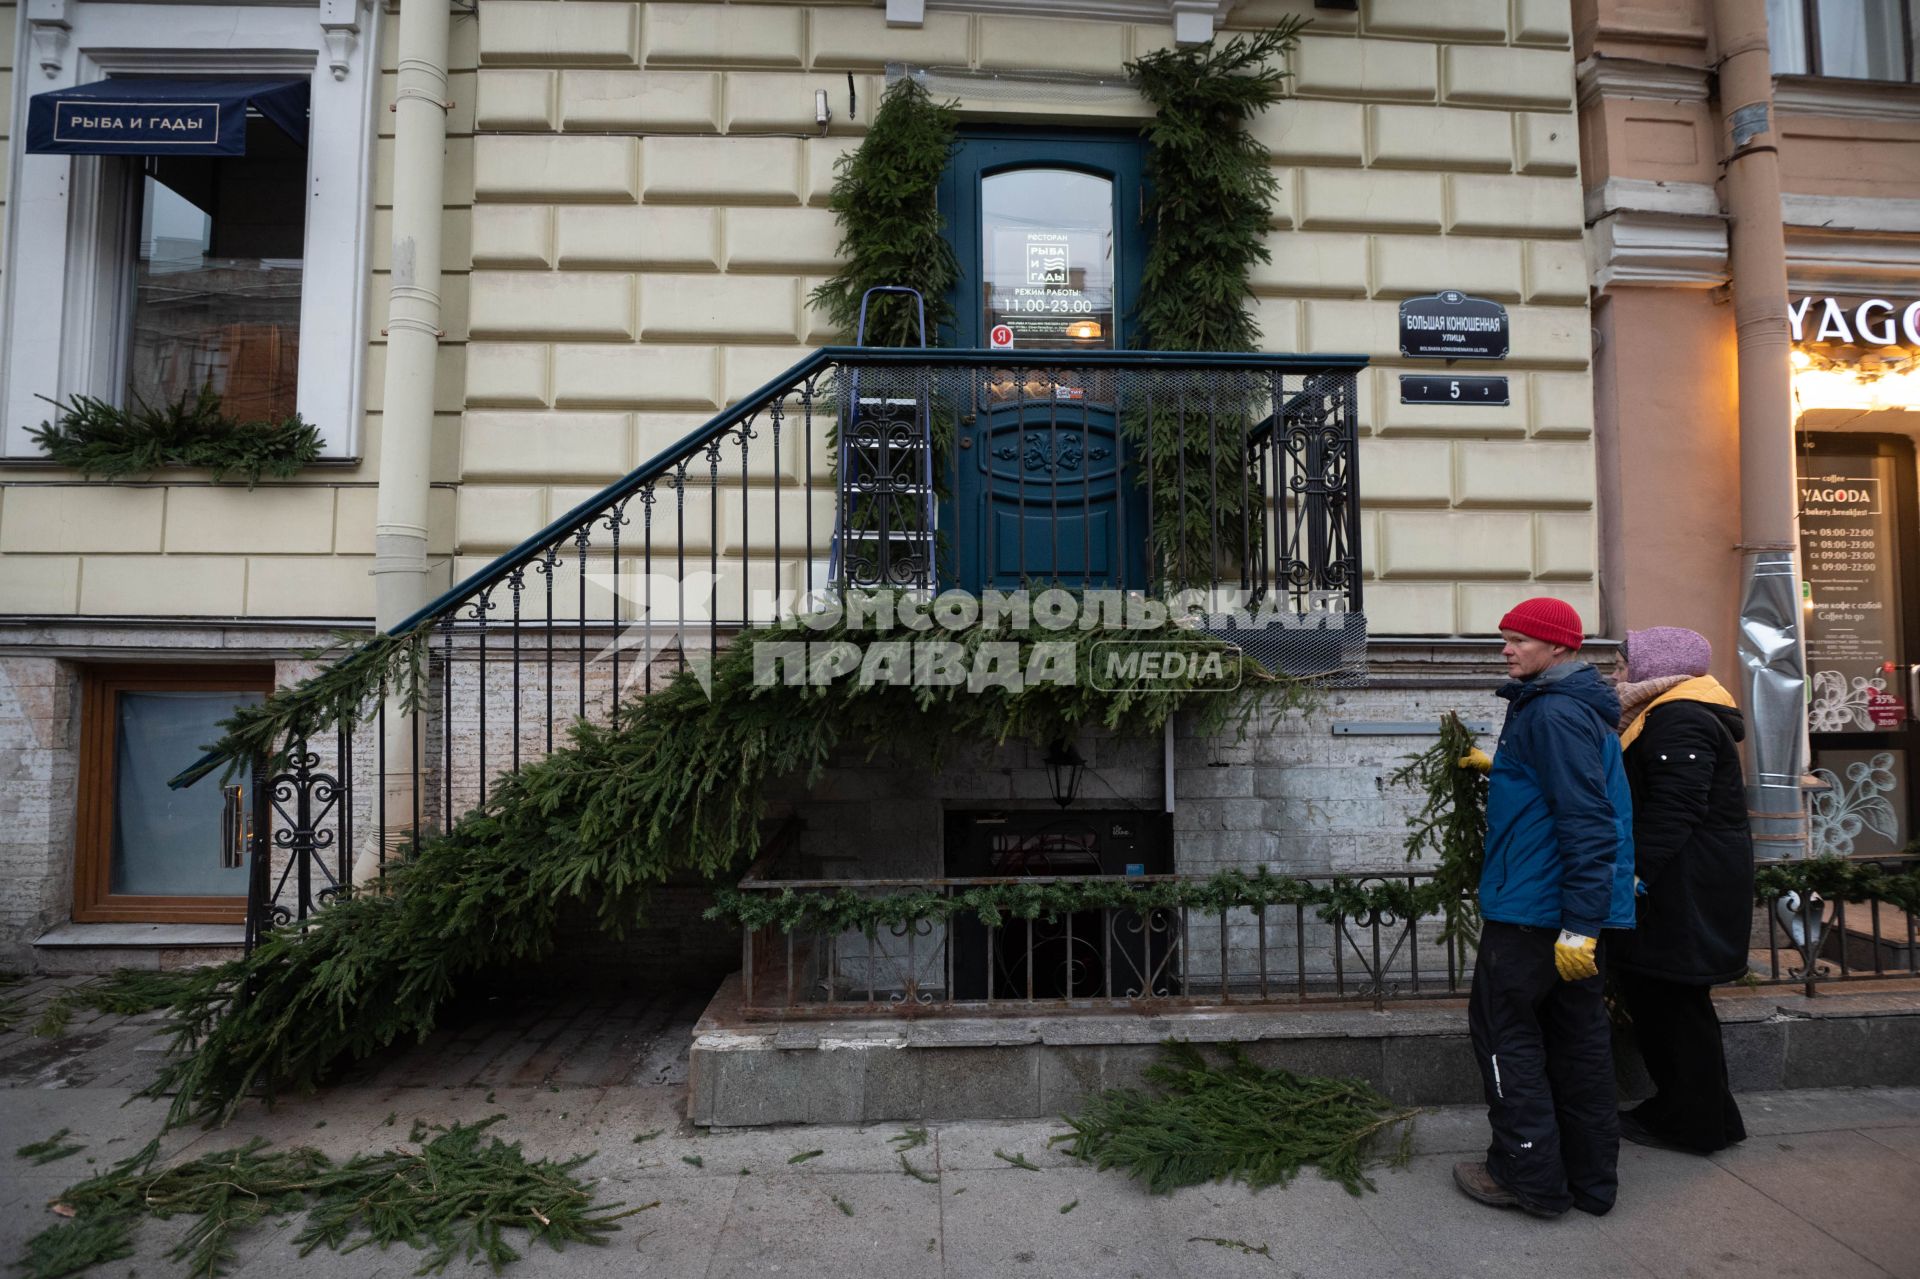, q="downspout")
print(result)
[366,0,452,879]
[1712,0,1808,858]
